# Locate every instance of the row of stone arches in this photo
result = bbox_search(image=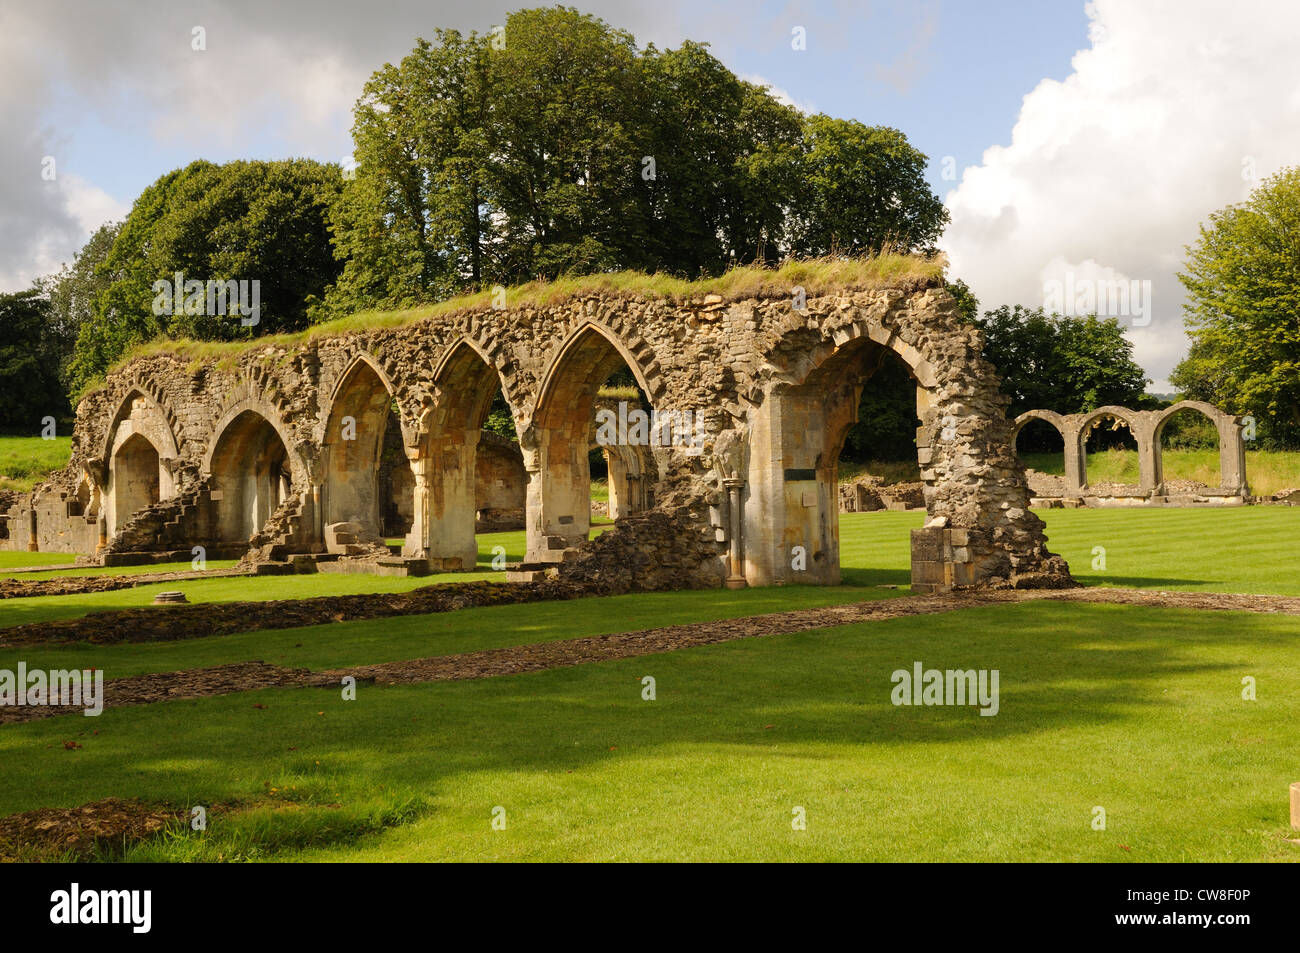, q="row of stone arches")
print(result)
[97,322,665,564]
[1011,401,1249,496]
[15,283,1067,591]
